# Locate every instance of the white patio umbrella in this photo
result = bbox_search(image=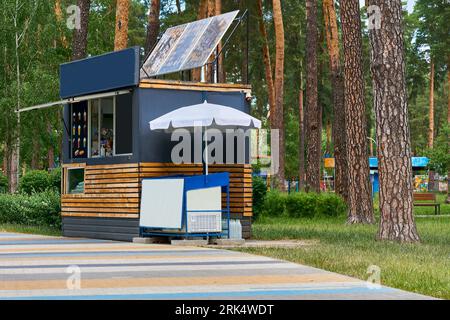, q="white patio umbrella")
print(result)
[149,100,262,175]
